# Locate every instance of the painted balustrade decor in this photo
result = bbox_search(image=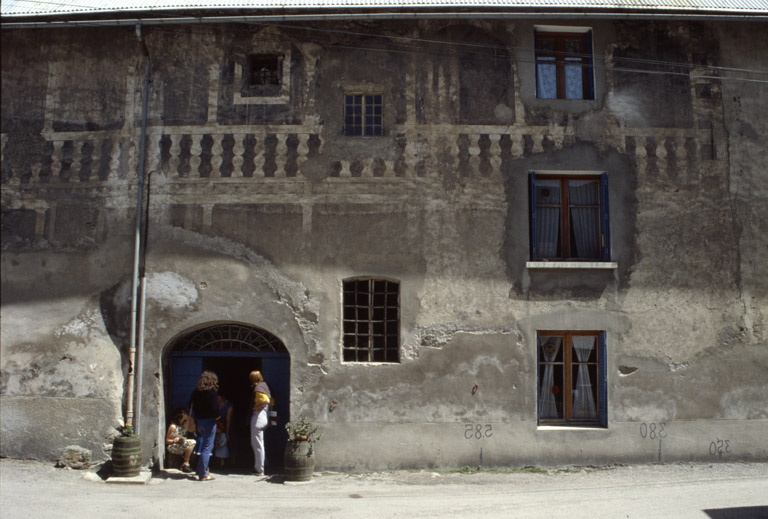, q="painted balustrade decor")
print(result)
[1,125,717,187]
